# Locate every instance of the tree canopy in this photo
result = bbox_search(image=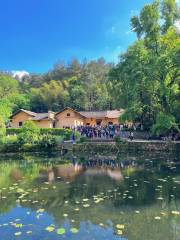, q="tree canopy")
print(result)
[109,0,180,131]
